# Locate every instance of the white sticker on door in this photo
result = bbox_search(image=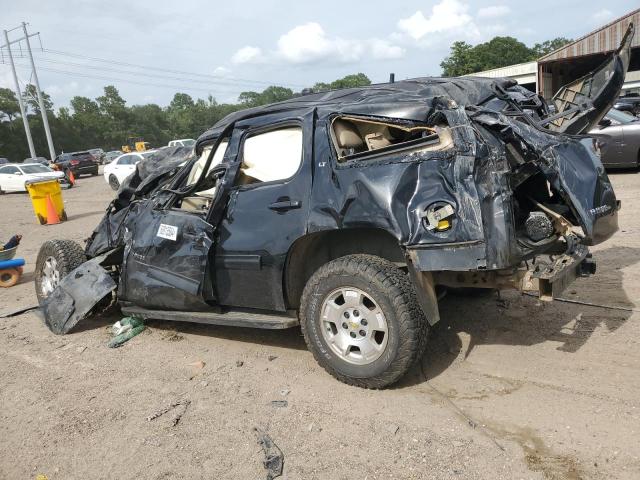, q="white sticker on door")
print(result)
[157,223,178,241]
